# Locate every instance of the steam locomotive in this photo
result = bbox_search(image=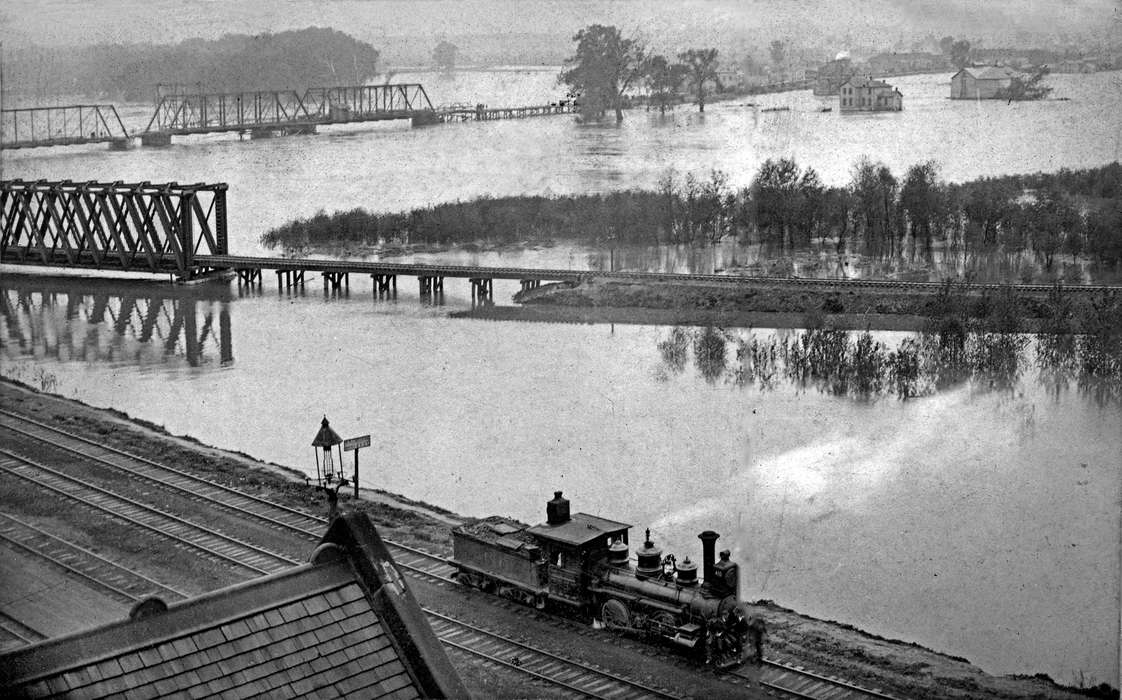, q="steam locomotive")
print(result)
[451,491,748,666]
